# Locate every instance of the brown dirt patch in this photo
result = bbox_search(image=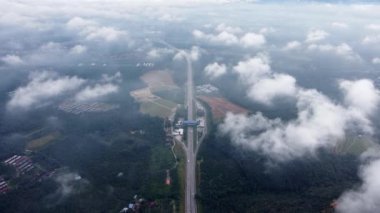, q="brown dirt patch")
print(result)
[198,96,249,121]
